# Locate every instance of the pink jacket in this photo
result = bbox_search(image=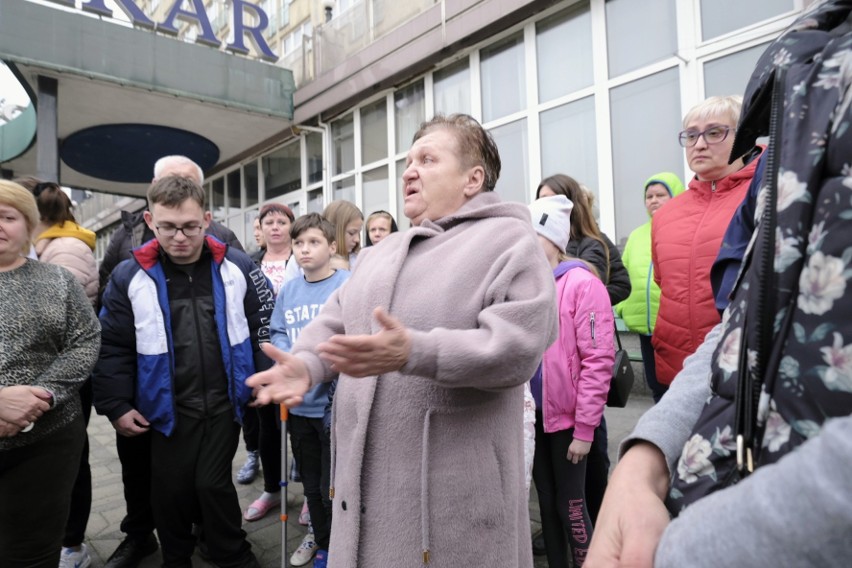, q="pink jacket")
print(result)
[541,261,614,442]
